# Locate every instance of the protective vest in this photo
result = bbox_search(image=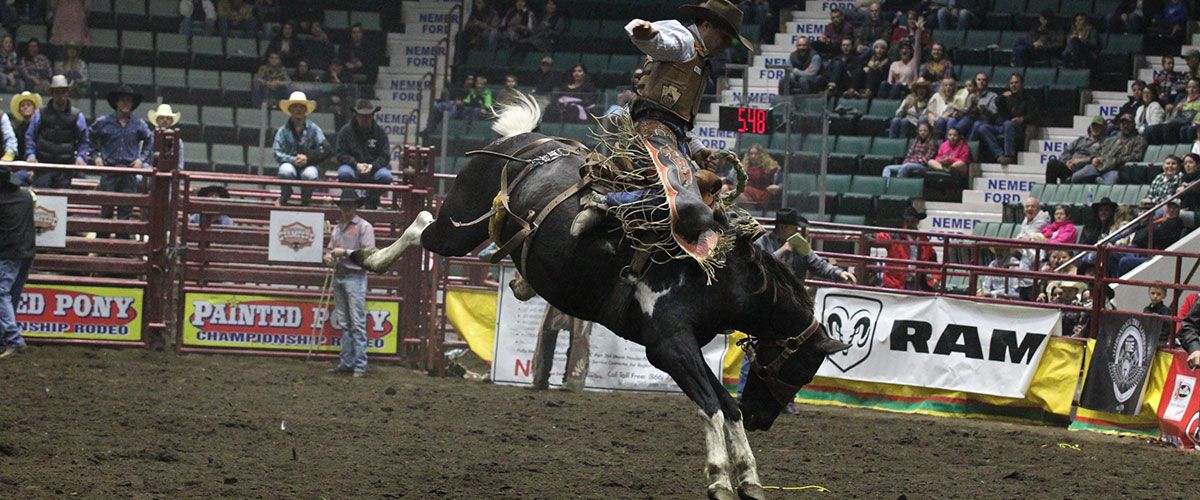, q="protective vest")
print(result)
[34,103,82,165]
[632,37,710,128]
